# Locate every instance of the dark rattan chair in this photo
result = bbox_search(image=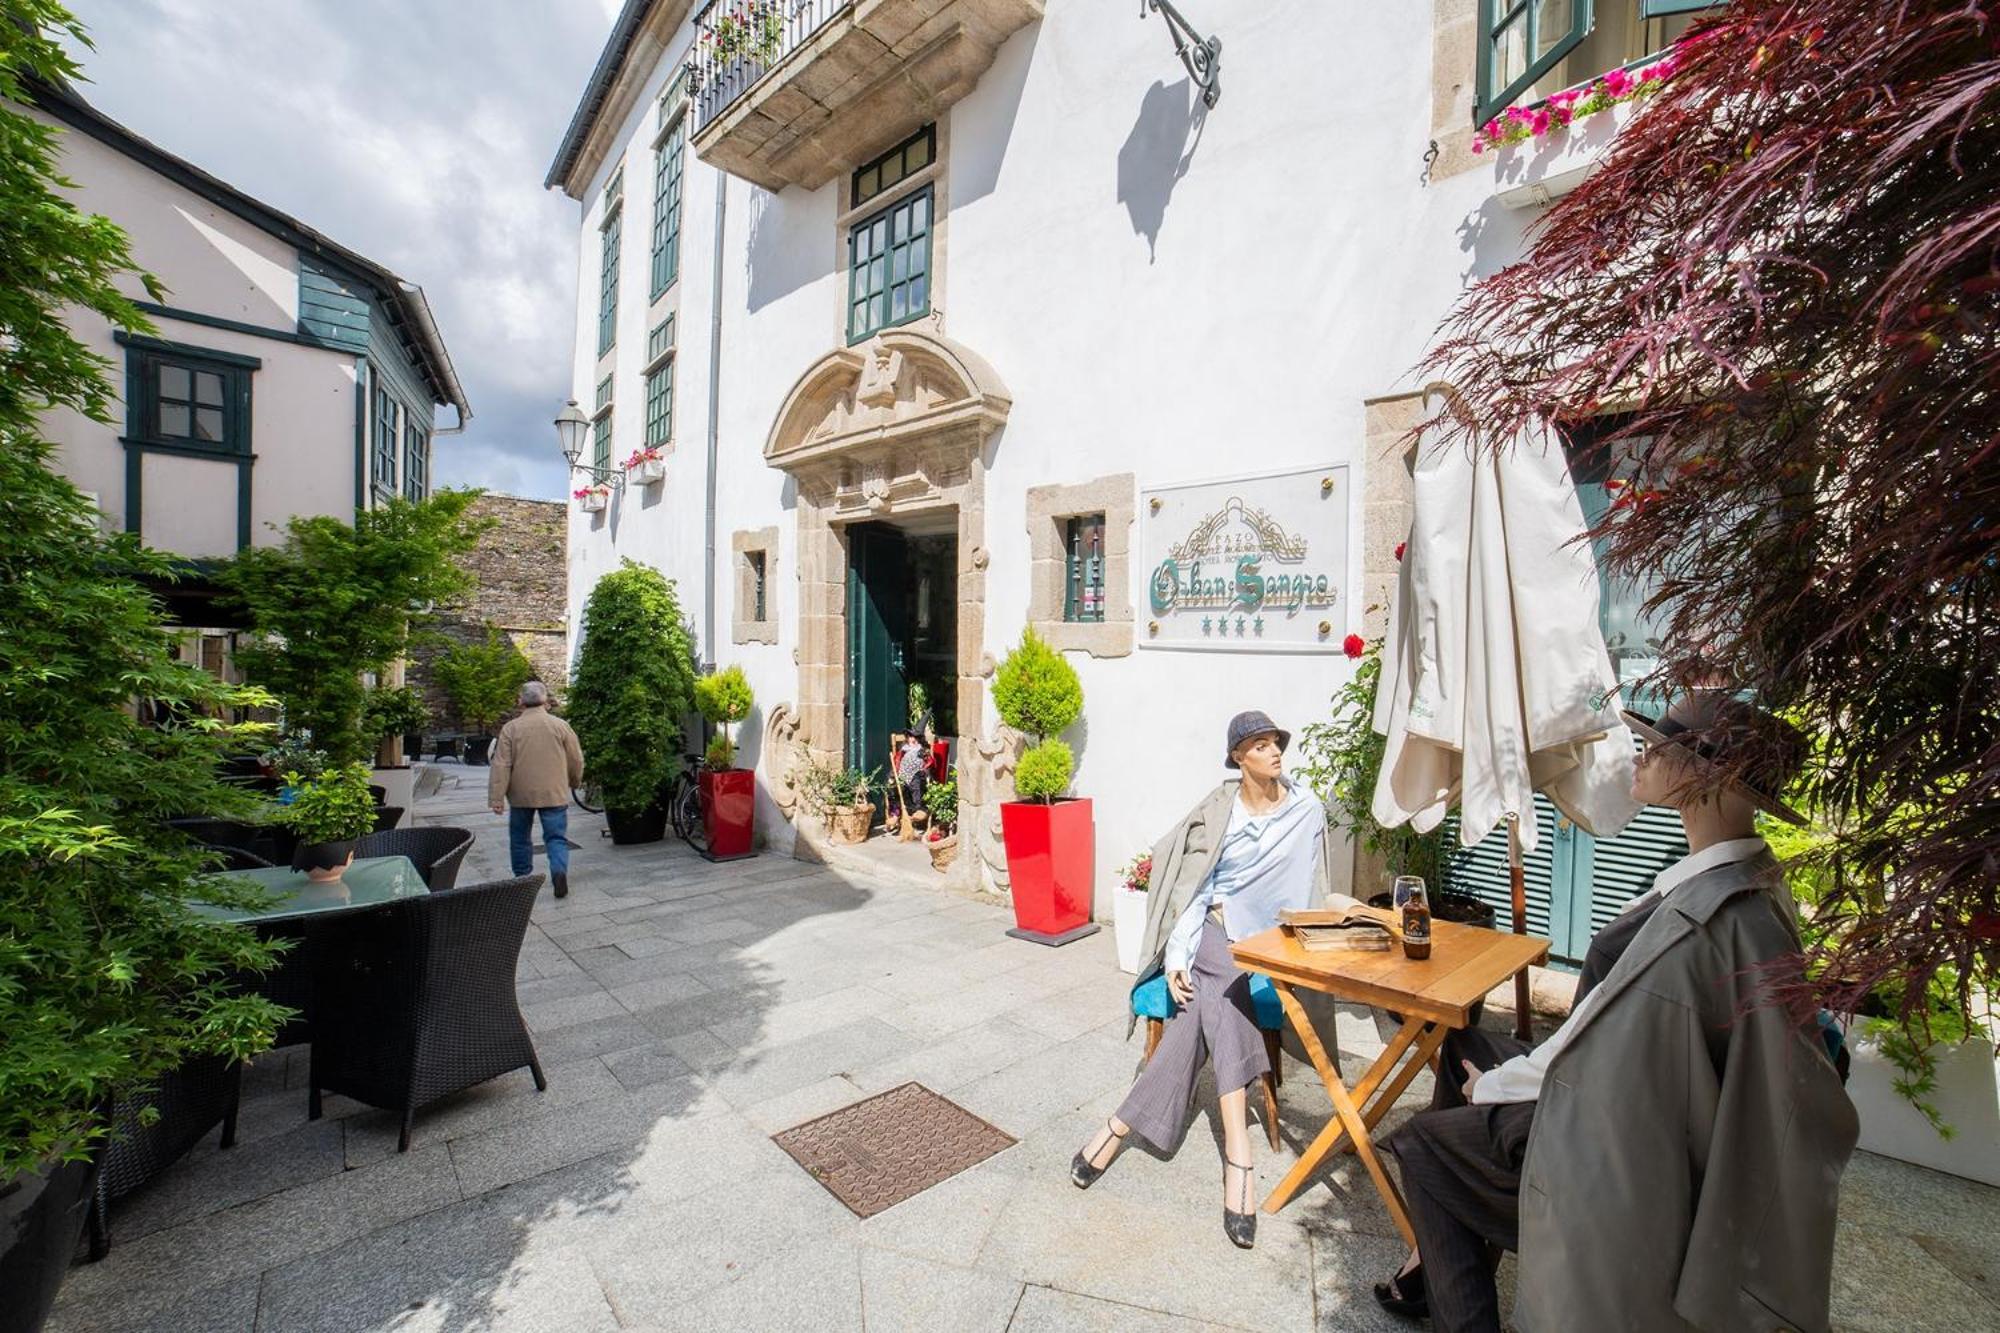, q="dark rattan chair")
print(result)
[203,844,275,871]
[370,805,404,833]
[87,1053,241,1260]
[306,873,548,1151]
[354,825,474,891]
